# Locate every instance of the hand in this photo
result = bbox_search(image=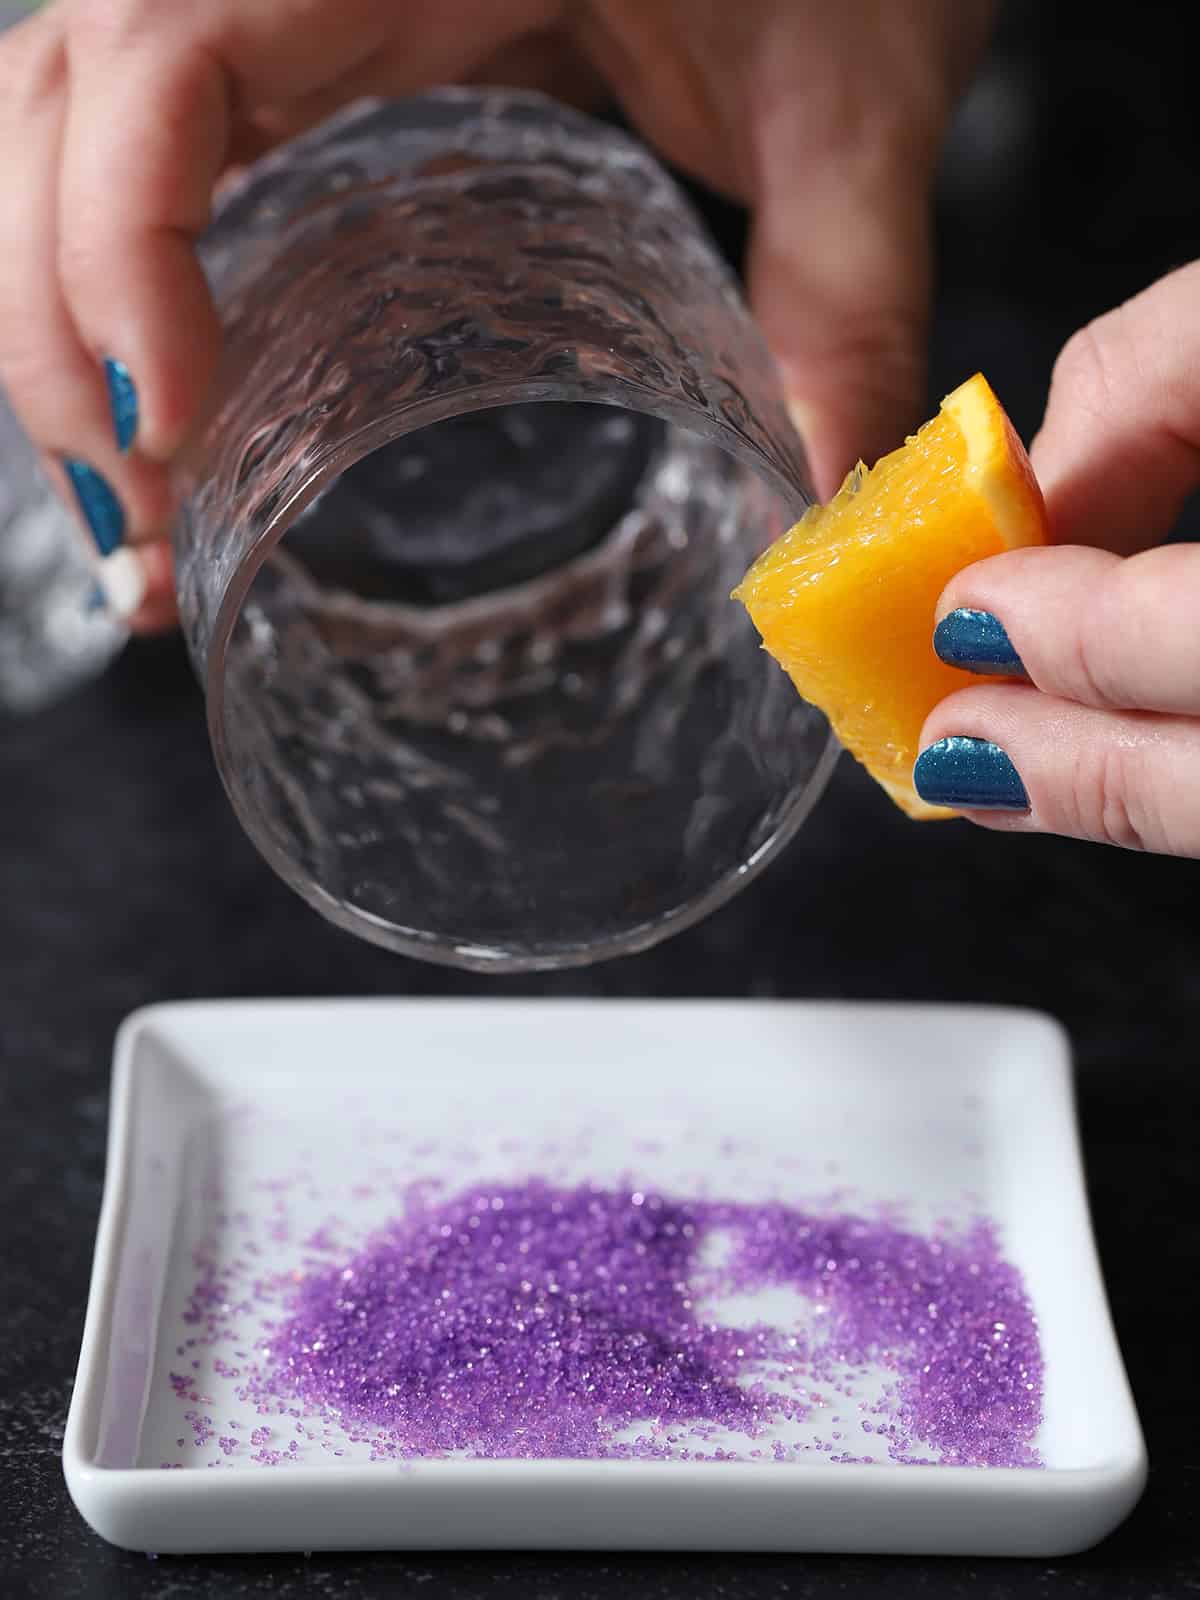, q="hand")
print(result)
[0,0,993,629]
[574,0,994,499]
[915,260,1200,856]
